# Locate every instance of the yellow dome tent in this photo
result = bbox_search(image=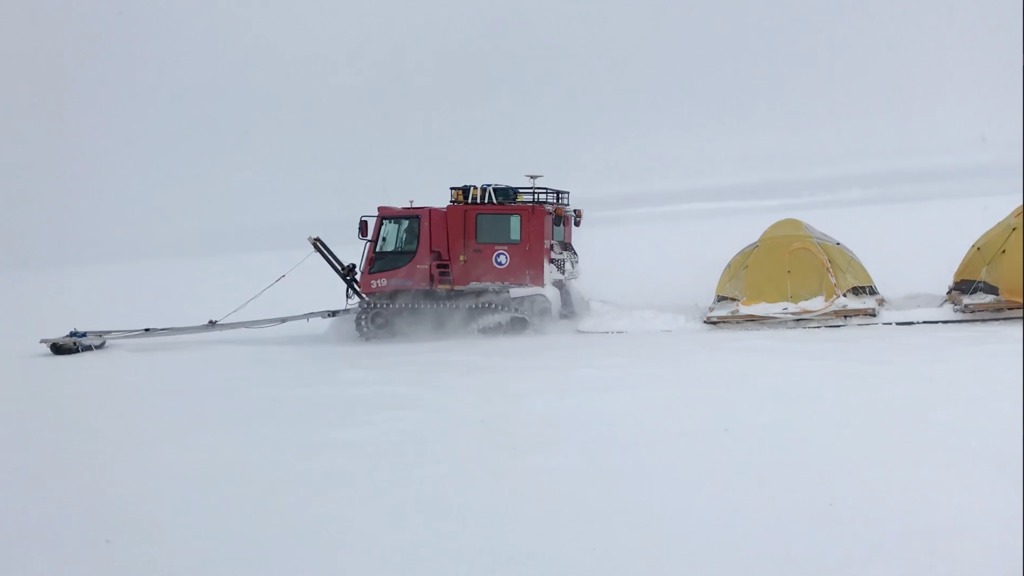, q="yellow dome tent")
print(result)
[946,204,1023,313]
[705,218,883,324]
